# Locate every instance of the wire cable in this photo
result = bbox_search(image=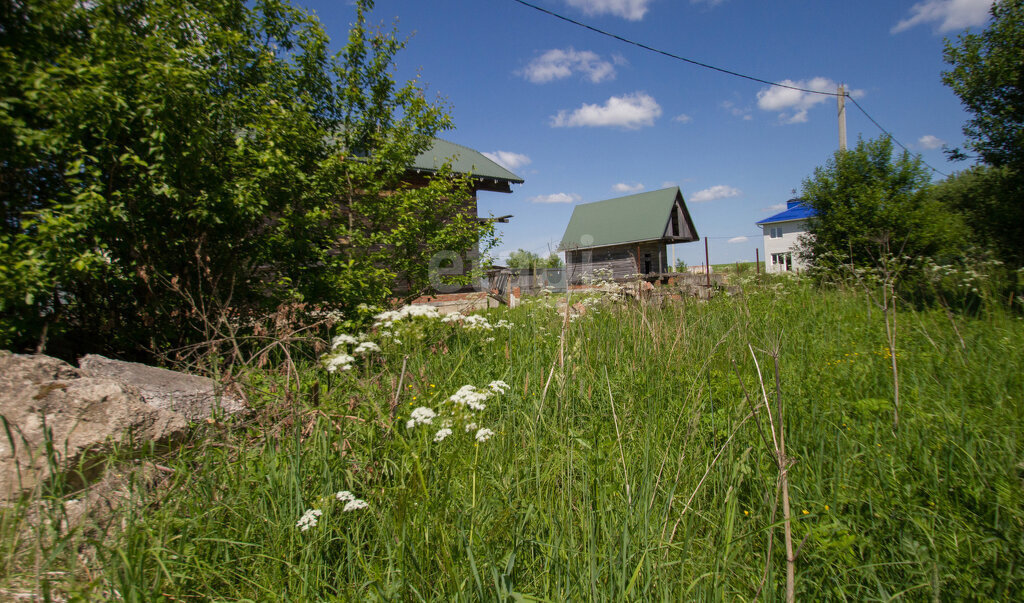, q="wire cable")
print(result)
[846,95,948,176]
[511,0,950,177]
[511,0,841,97]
